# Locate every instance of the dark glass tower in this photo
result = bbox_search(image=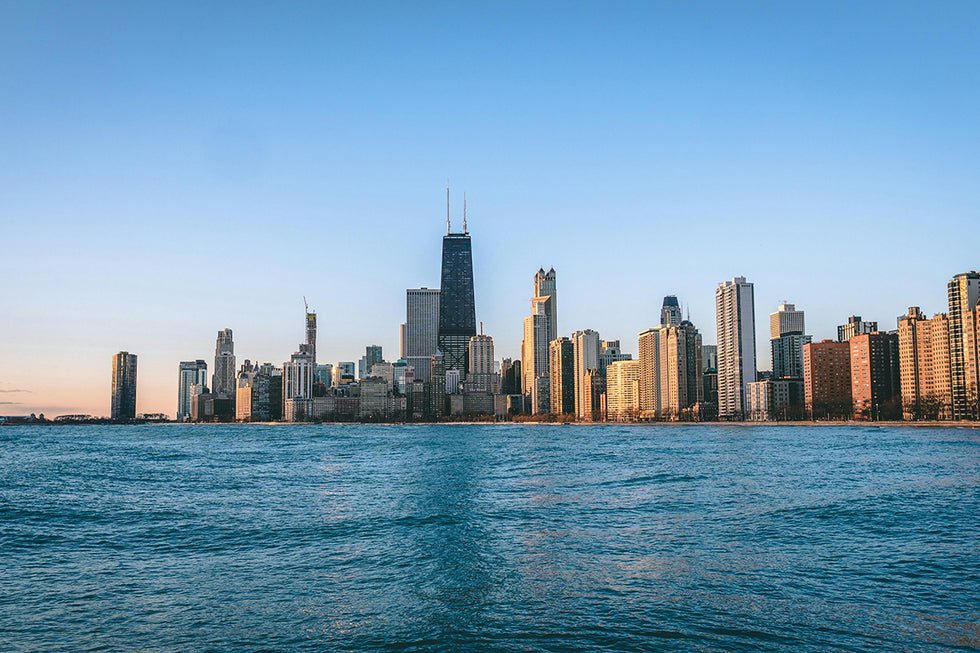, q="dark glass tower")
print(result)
[438,231,476,373]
